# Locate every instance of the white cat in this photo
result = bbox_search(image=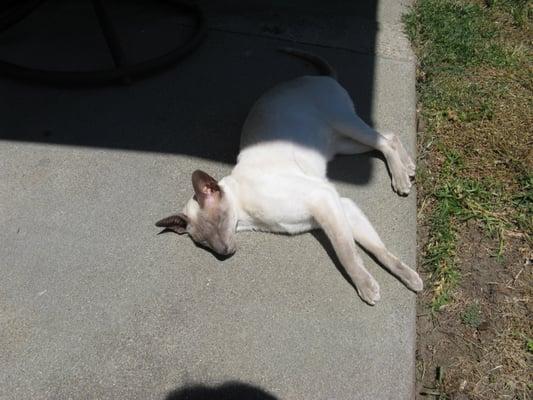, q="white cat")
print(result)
[157,48,422,305]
